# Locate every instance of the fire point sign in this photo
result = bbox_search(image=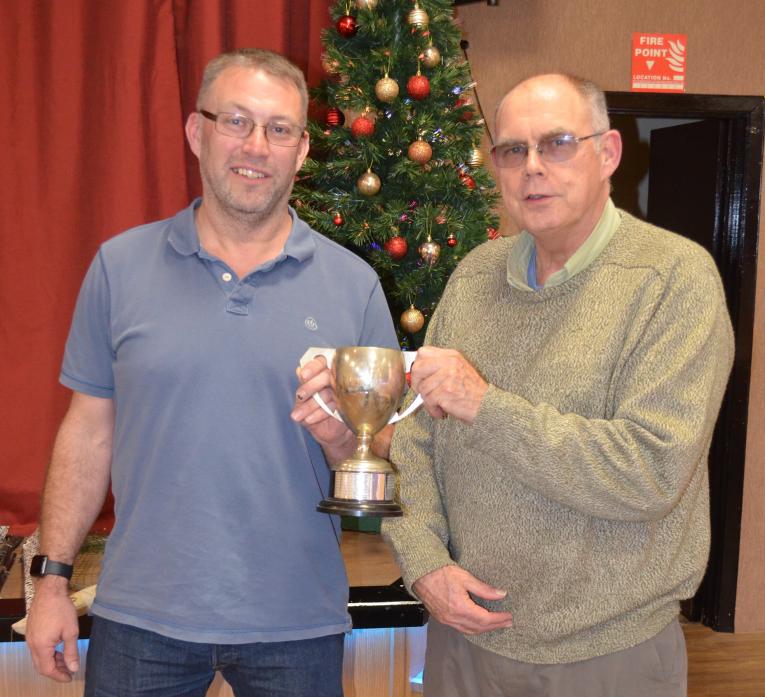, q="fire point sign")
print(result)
[631,33,687,92]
